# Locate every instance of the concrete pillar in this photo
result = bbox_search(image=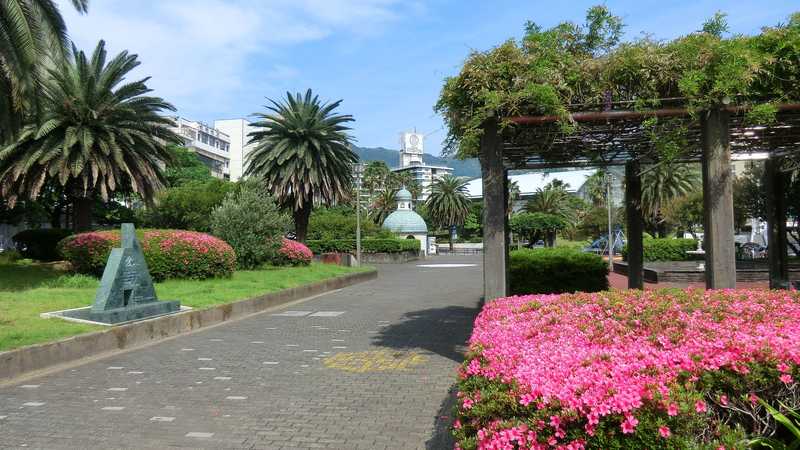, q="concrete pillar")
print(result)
[765,158,790,289]
[625,160,644,289]
[480,117,508,300]
[701,108,736,289]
